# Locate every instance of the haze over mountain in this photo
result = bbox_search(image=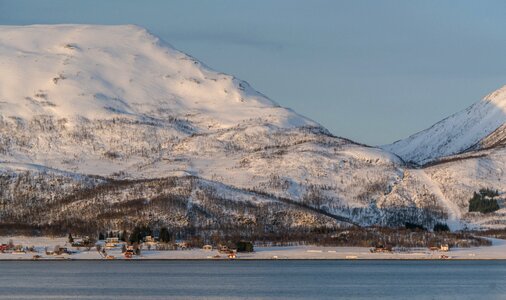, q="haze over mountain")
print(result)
[0,25,504,234]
